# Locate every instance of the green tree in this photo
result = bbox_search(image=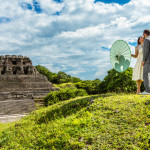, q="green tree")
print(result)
[57,71,72,83]
[71,77,82,83]
[99,67,143,93]
[35,65,82,84]
[35,65,58,83]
